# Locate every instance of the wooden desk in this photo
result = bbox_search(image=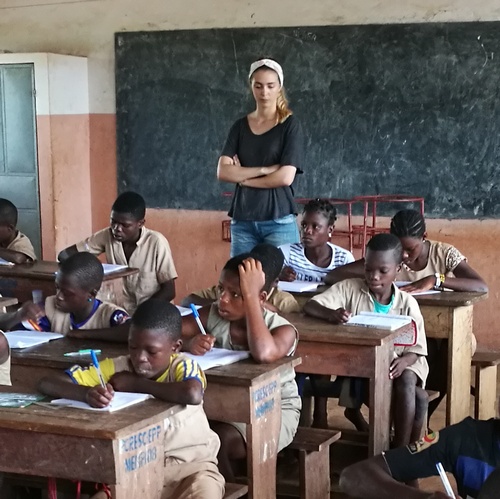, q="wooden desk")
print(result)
[285,313,397,455]
[0,387,179,498]
[413,291,488,425]
[10,338,300,499]
[0,261,138,309]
